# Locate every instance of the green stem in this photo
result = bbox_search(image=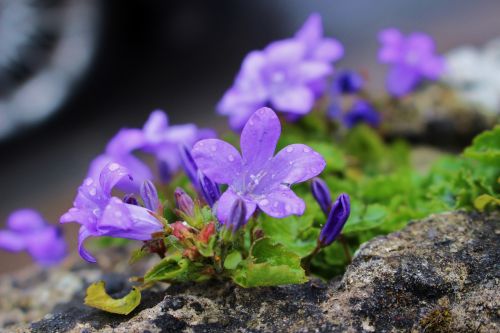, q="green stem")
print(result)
[301,241,322,275]
[338,235,352,264]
